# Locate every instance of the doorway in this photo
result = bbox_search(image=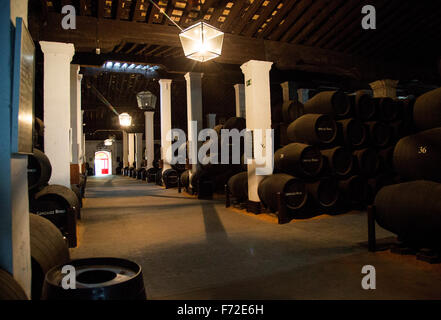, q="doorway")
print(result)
[94,151,112,176]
